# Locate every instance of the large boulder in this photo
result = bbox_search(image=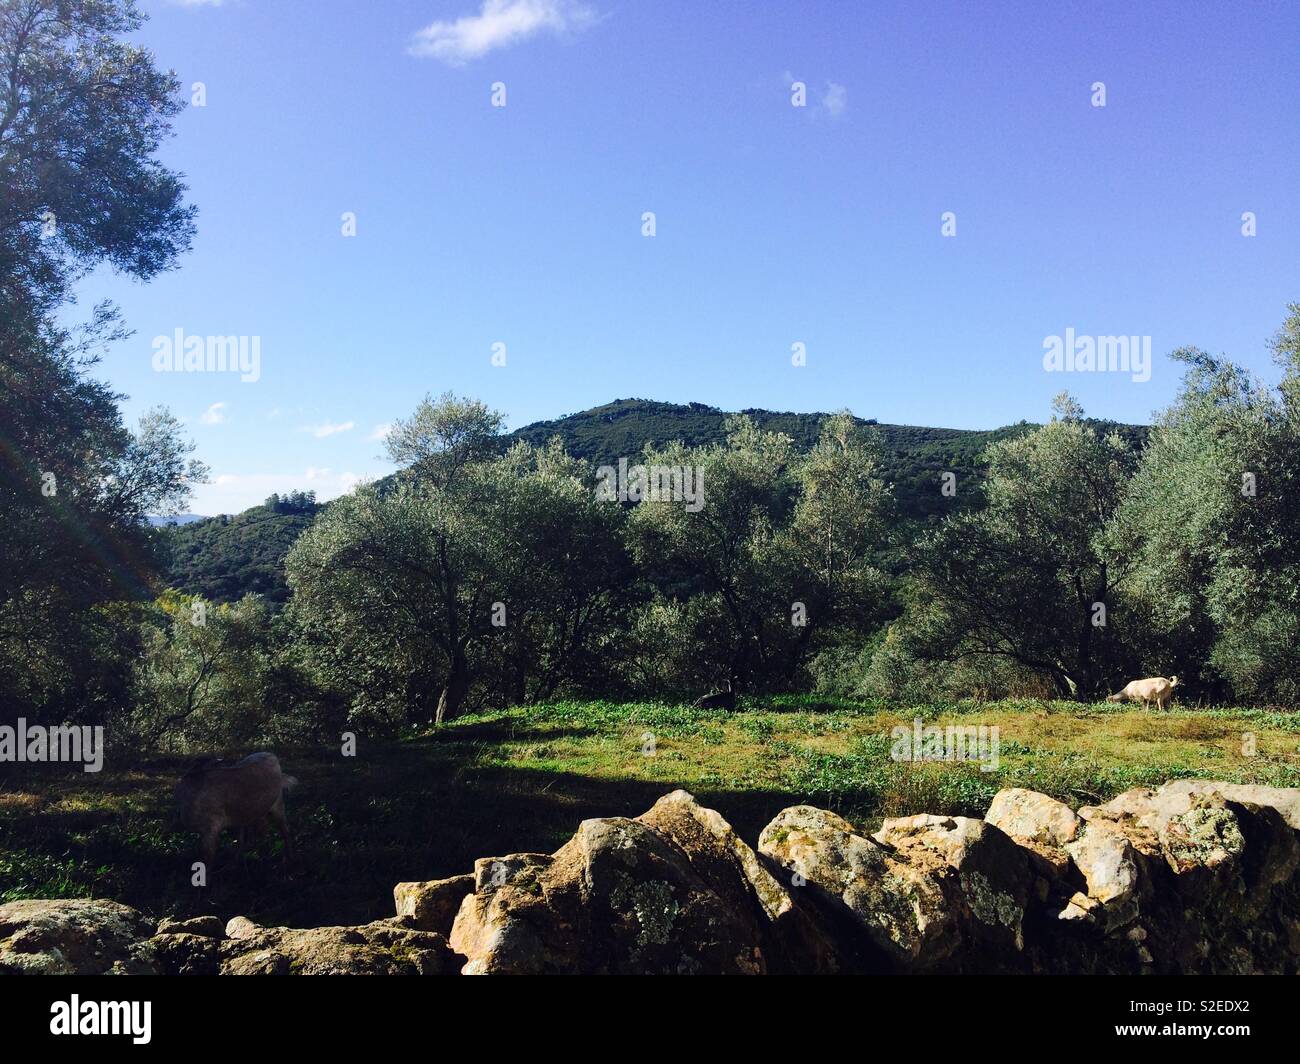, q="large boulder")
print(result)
[635,790,841,972]
[872,813,1032,966]
[1072,781,1300,972]
[0,899,157,975]
[986,788,1080,876]
[1060,820,1144,930]
[450,798,773,974]
[1159,780,1300,832]
[757,805,1032,971]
